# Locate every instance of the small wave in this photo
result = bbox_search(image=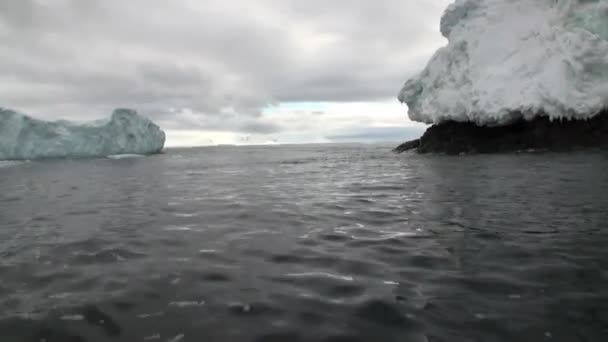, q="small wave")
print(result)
[0,160,26,168]
[49,292,73,299]
[351,231,419,241]
[167,334,185,342]
[168,301,205,307]
[198,249,217,254]
[137,311,164,319]
[285,272,354,282]
[106,154,145,160]
[172,212,199,218]
[162,226,194,232]
[383,280,400,285]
